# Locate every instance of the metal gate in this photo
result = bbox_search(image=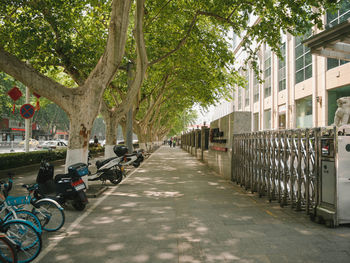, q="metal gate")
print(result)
[232,128,320,215]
